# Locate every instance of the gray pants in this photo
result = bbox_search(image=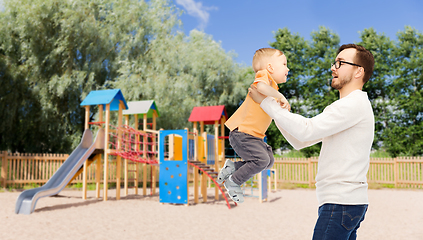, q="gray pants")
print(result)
[229,129,275,185]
